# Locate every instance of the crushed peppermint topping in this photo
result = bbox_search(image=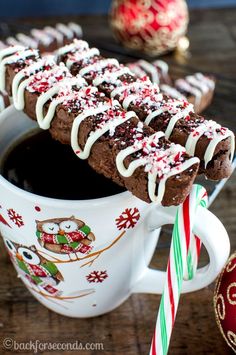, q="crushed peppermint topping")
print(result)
[121,82,160,102]
[59,39,89,55]
[202,121,228,139]
[96,107,127,136]
[130,121,144,141]
[89,63,120,78]
[187,119,230,140]
[81,61,132,87]
[47,84,111,116]
[22,56,55,77]
[27,65,72,93]
[70,39,89,51]
[131,134,186,178]
[67,47,99,66]
[127,63,147,77]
